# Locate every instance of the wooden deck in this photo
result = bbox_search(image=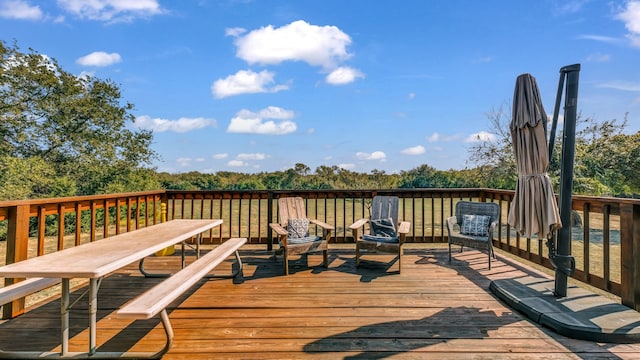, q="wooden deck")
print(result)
[2,245,640,359]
